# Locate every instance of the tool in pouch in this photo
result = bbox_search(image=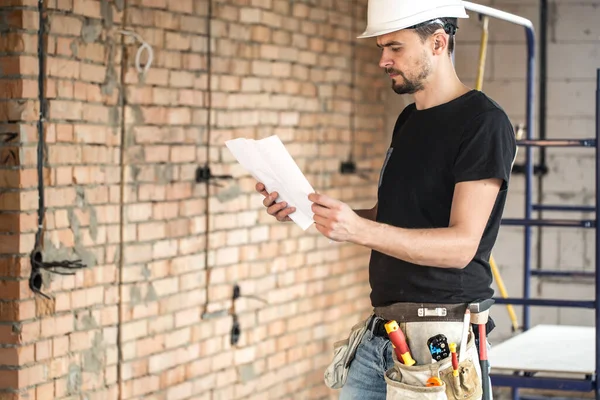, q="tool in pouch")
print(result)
[383,319,483,400]
[428,334,450,362]
[323,315,370,389]
[385,320,416,366]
